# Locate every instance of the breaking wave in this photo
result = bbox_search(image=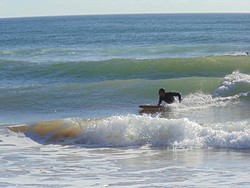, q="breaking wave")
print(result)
[8,114,250,149]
